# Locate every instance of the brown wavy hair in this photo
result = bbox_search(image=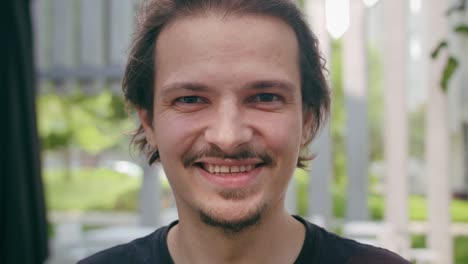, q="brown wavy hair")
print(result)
[123,0,330,169]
